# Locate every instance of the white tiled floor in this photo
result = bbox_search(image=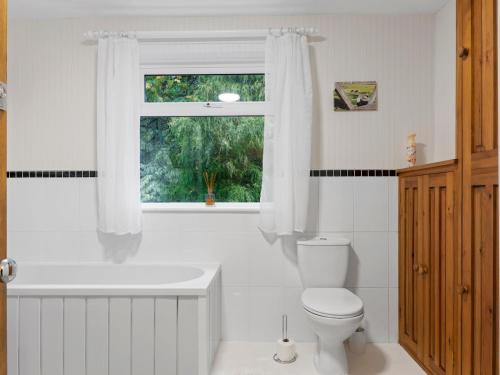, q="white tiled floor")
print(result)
[211,342,425,375]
